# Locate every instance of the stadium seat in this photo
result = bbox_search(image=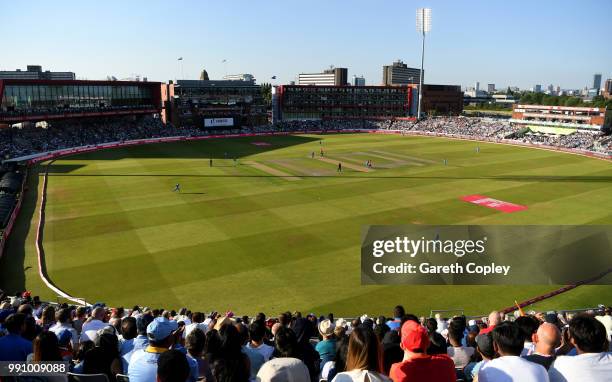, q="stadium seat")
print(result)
[67,372,110,382]
[116,374,129,382]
